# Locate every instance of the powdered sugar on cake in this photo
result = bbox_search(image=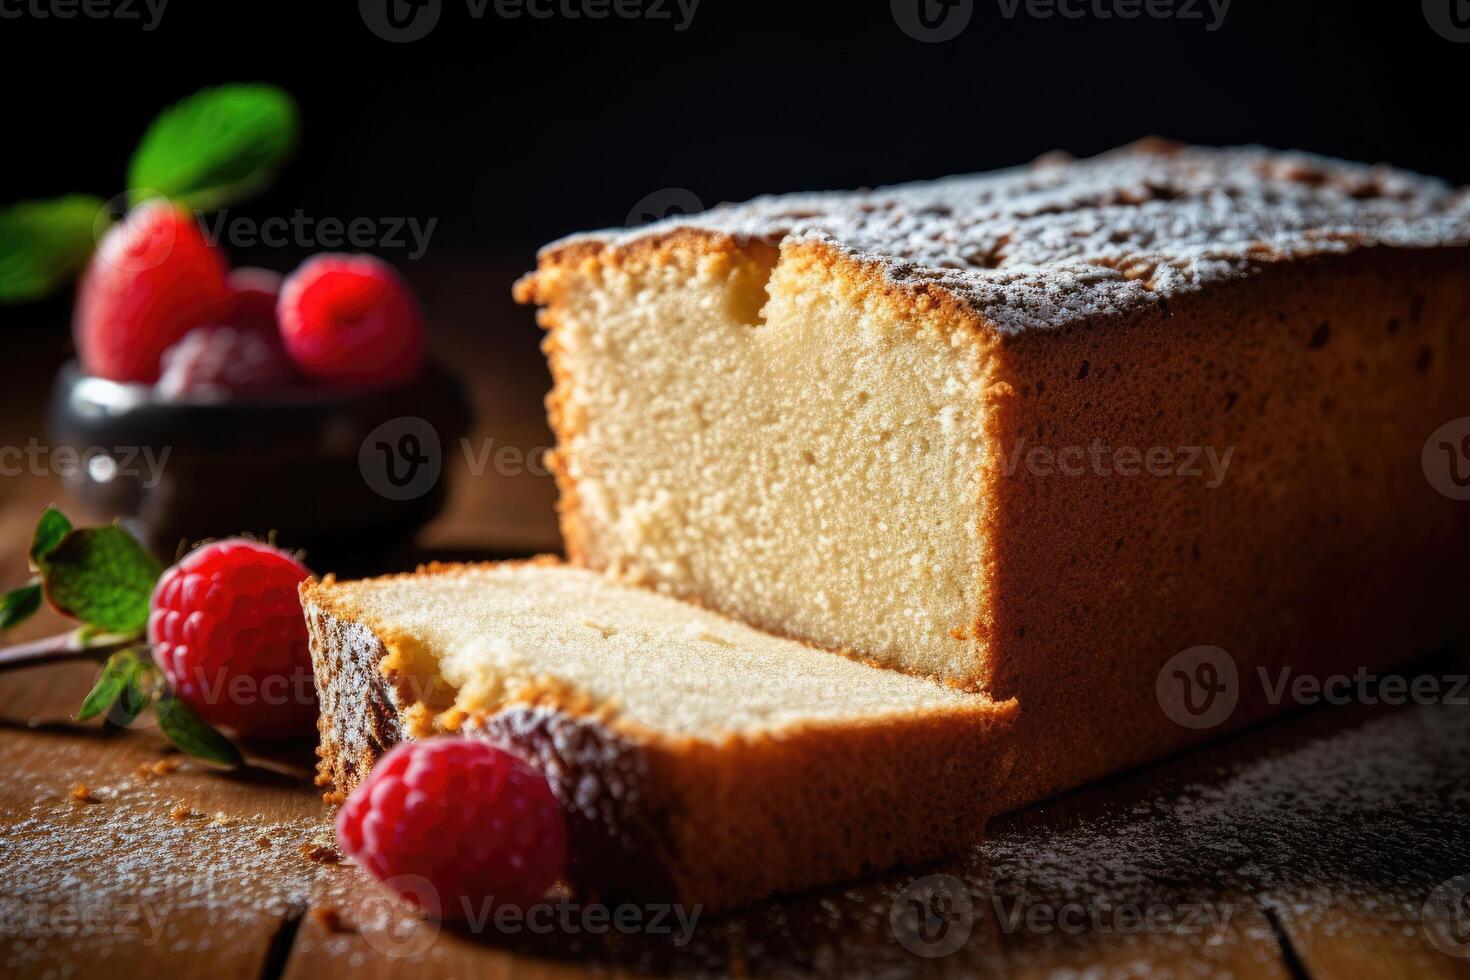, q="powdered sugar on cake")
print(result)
[548,140,1470,332]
